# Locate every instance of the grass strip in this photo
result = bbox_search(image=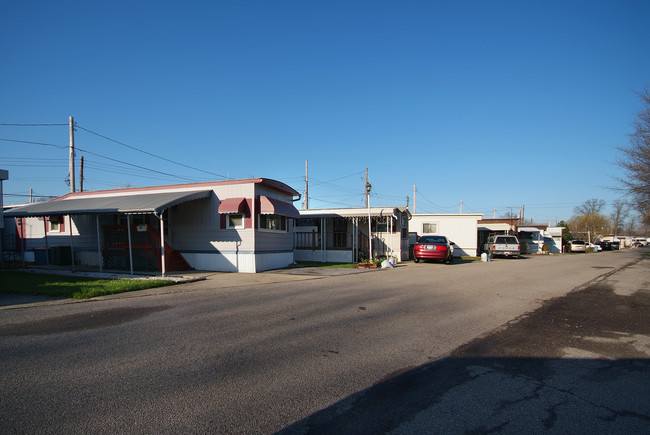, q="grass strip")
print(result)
[0,270,176,299]
[295,261,358,268]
